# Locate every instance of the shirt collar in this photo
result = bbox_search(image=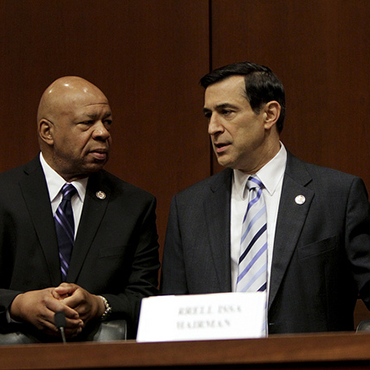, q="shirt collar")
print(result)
[233,142,287,199]
[39,152,88,202]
